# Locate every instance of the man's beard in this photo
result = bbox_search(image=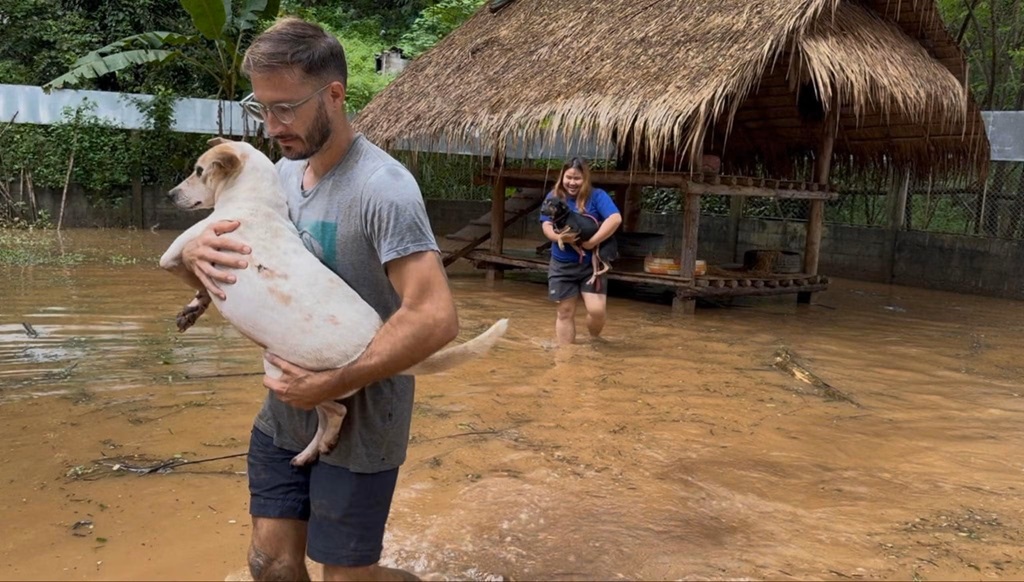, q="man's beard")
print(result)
[277,101,332,160]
